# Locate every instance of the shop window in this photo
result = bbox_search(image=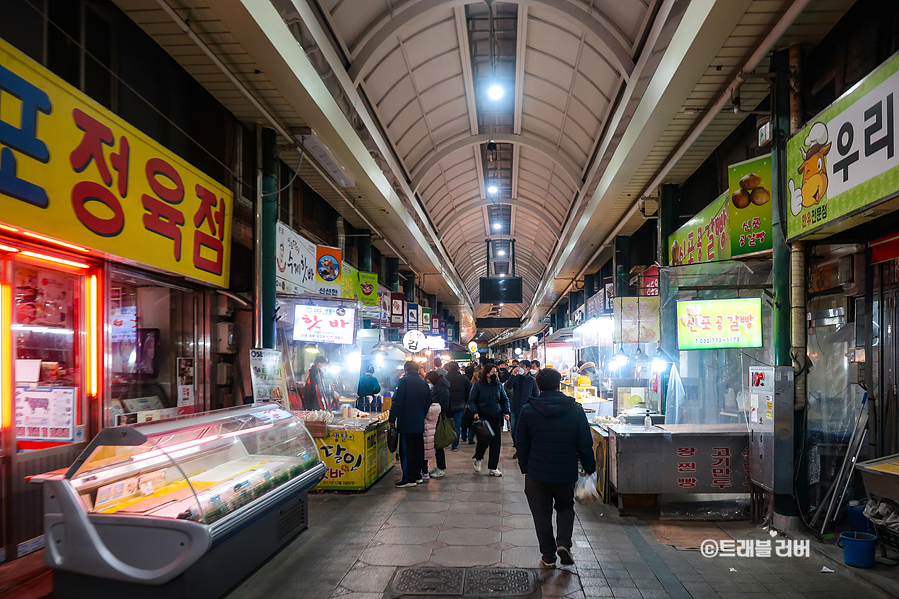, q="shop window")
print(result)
[108,268,200,424]
[11,259,85,452]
